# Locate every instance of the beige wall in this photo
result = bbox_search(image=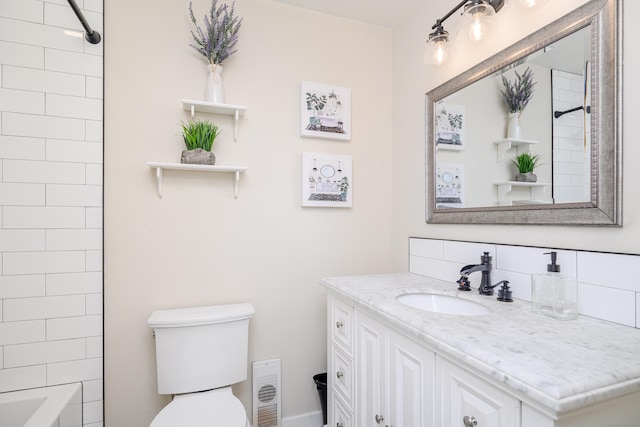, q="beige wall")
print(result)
[391,0,639,272]
[104,0,392,425]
